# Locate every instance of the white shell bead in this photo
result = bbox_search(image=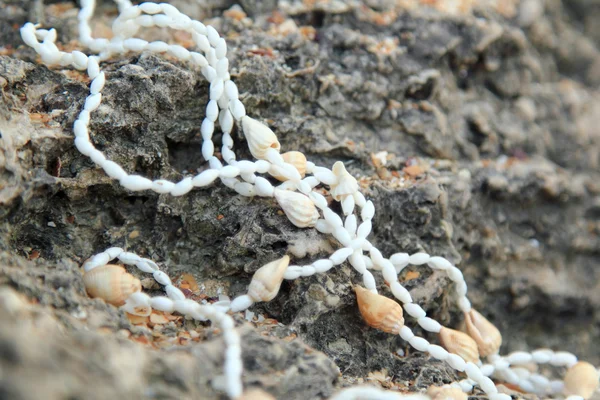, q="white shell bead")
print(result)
[446,353,467,371]
[170,177,193,196]
[74,137,94,156]
[330,248,353,265]
[153,270,171,286]
[390,282,412,304]
[230,294,254,312]
[404,303,426,319]
[409,336,430,352]
[121,175,153,191]
[428,345,449,360]
[84,93,102,111]
[399,326,414,341]
[151,296,174,313]
[361,201,375,220]
[147,40,169,52]
[135,260,156,273]
[313,167,337,185]
[124,38,148,52]
[152,179,175,193]
[531,349,553,363]
[409,252,430,265]
[254,177,274,197]
[90,72,106,94]
[418,317,441,332]
[313,259,334,273]
[507,351,532,365]
[139,2,162,14]
[192,169,220,187]
[166,284,186,301]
